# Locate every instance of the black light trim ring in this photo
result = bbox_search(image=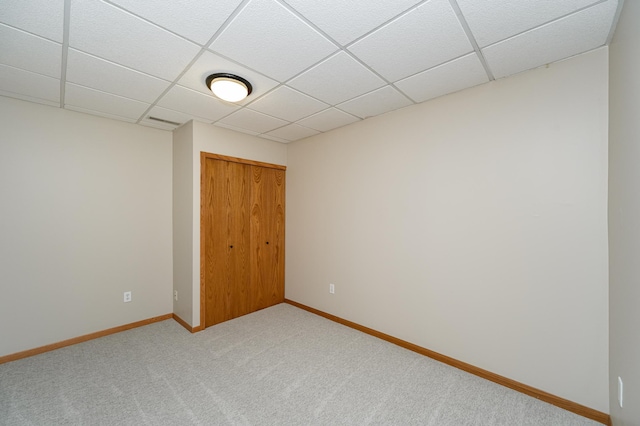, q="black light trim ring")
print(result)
[206,73,253,97]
